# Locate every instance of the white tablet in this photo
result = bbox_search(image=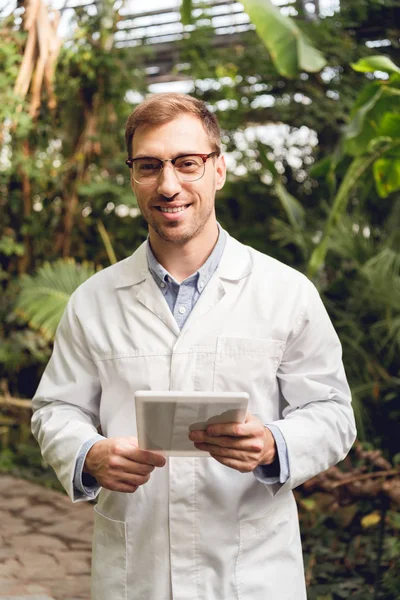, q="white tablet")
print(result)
[135,391,249,456]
